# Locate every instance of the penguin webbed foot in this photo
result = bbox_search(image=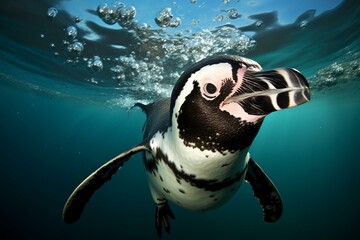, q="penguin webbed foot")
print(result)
[155,202,175,238]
